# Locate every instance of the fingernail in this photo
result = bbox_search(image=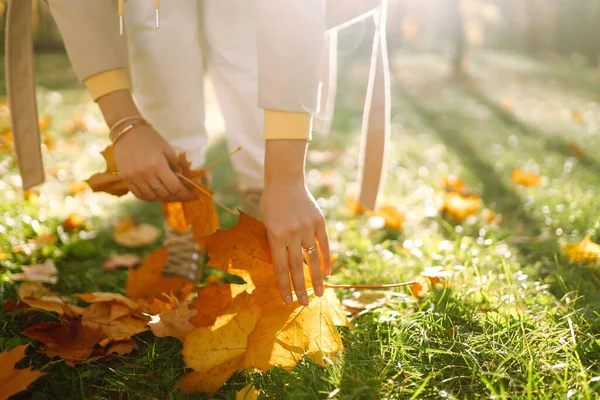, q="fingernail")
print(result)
[300,295,309,305]
[283,295,293,305]
[315,286,324,297]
